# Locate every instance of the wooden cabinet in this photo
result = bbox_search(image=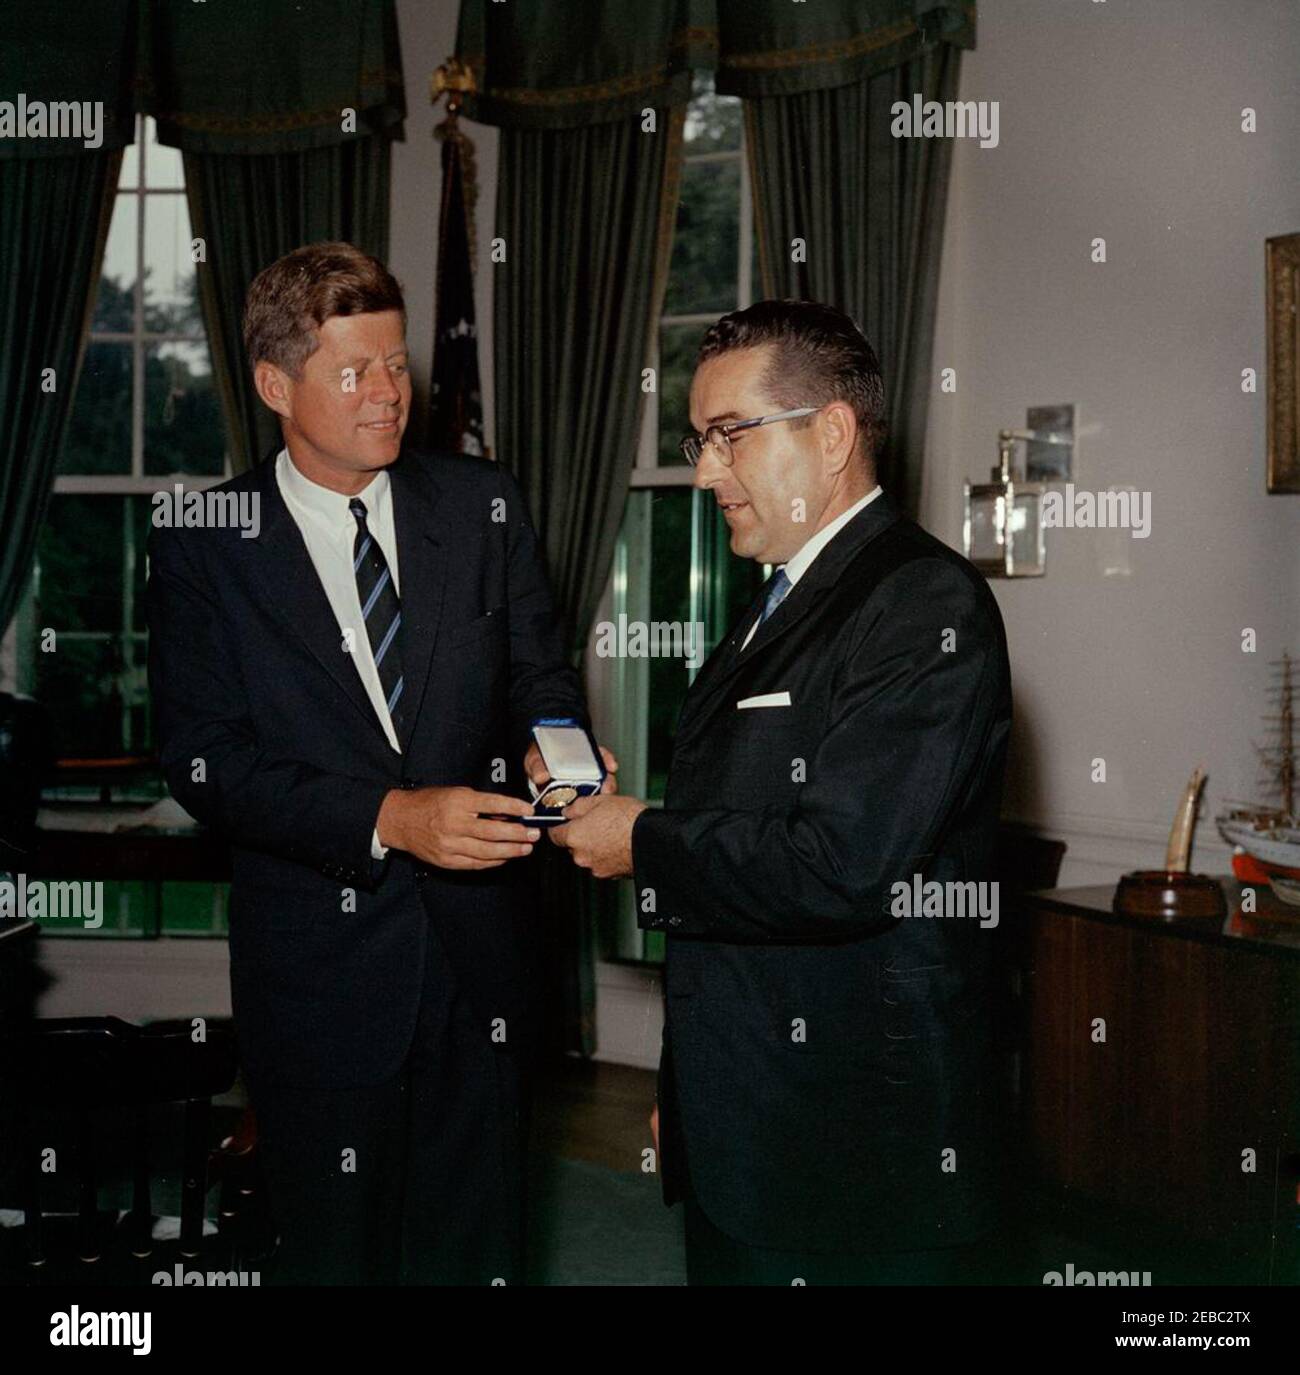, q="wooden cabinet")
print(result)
[1018,882,1300,1244]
